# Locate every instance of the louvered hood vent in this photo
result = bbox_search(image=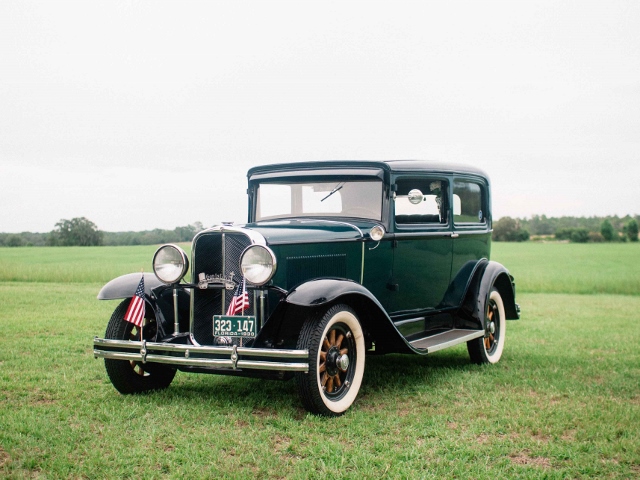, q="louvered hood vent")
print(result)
[286,254,347,289]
